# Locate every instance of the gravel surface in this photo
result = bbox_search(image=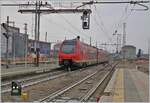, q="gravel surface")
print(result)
[136,63,149,74]
[53,70,108,101]
[1,70,65,93]
[2,65,104,102]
